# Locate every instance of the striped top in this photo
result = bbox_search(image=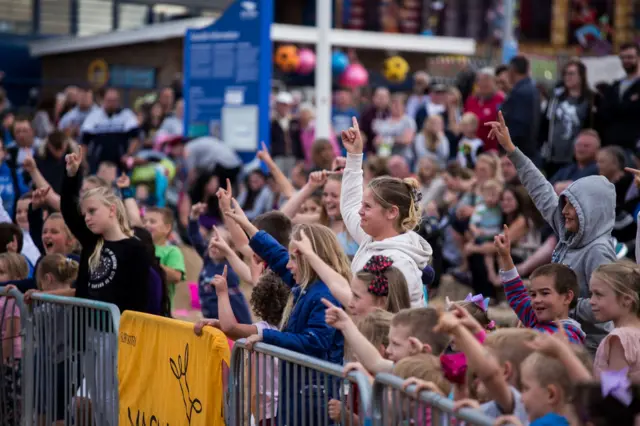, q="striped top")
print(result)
[501,268,586,344]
